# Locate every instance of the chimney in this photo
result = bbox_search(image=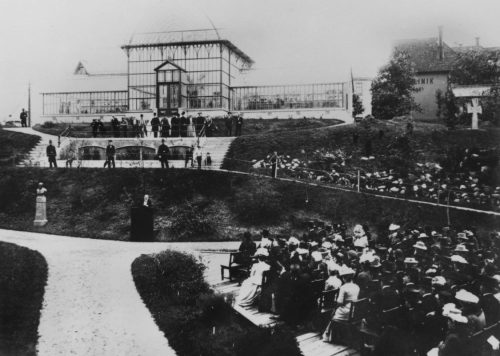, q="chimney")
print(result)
[475,37,480,47]
[438,26,444,61]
